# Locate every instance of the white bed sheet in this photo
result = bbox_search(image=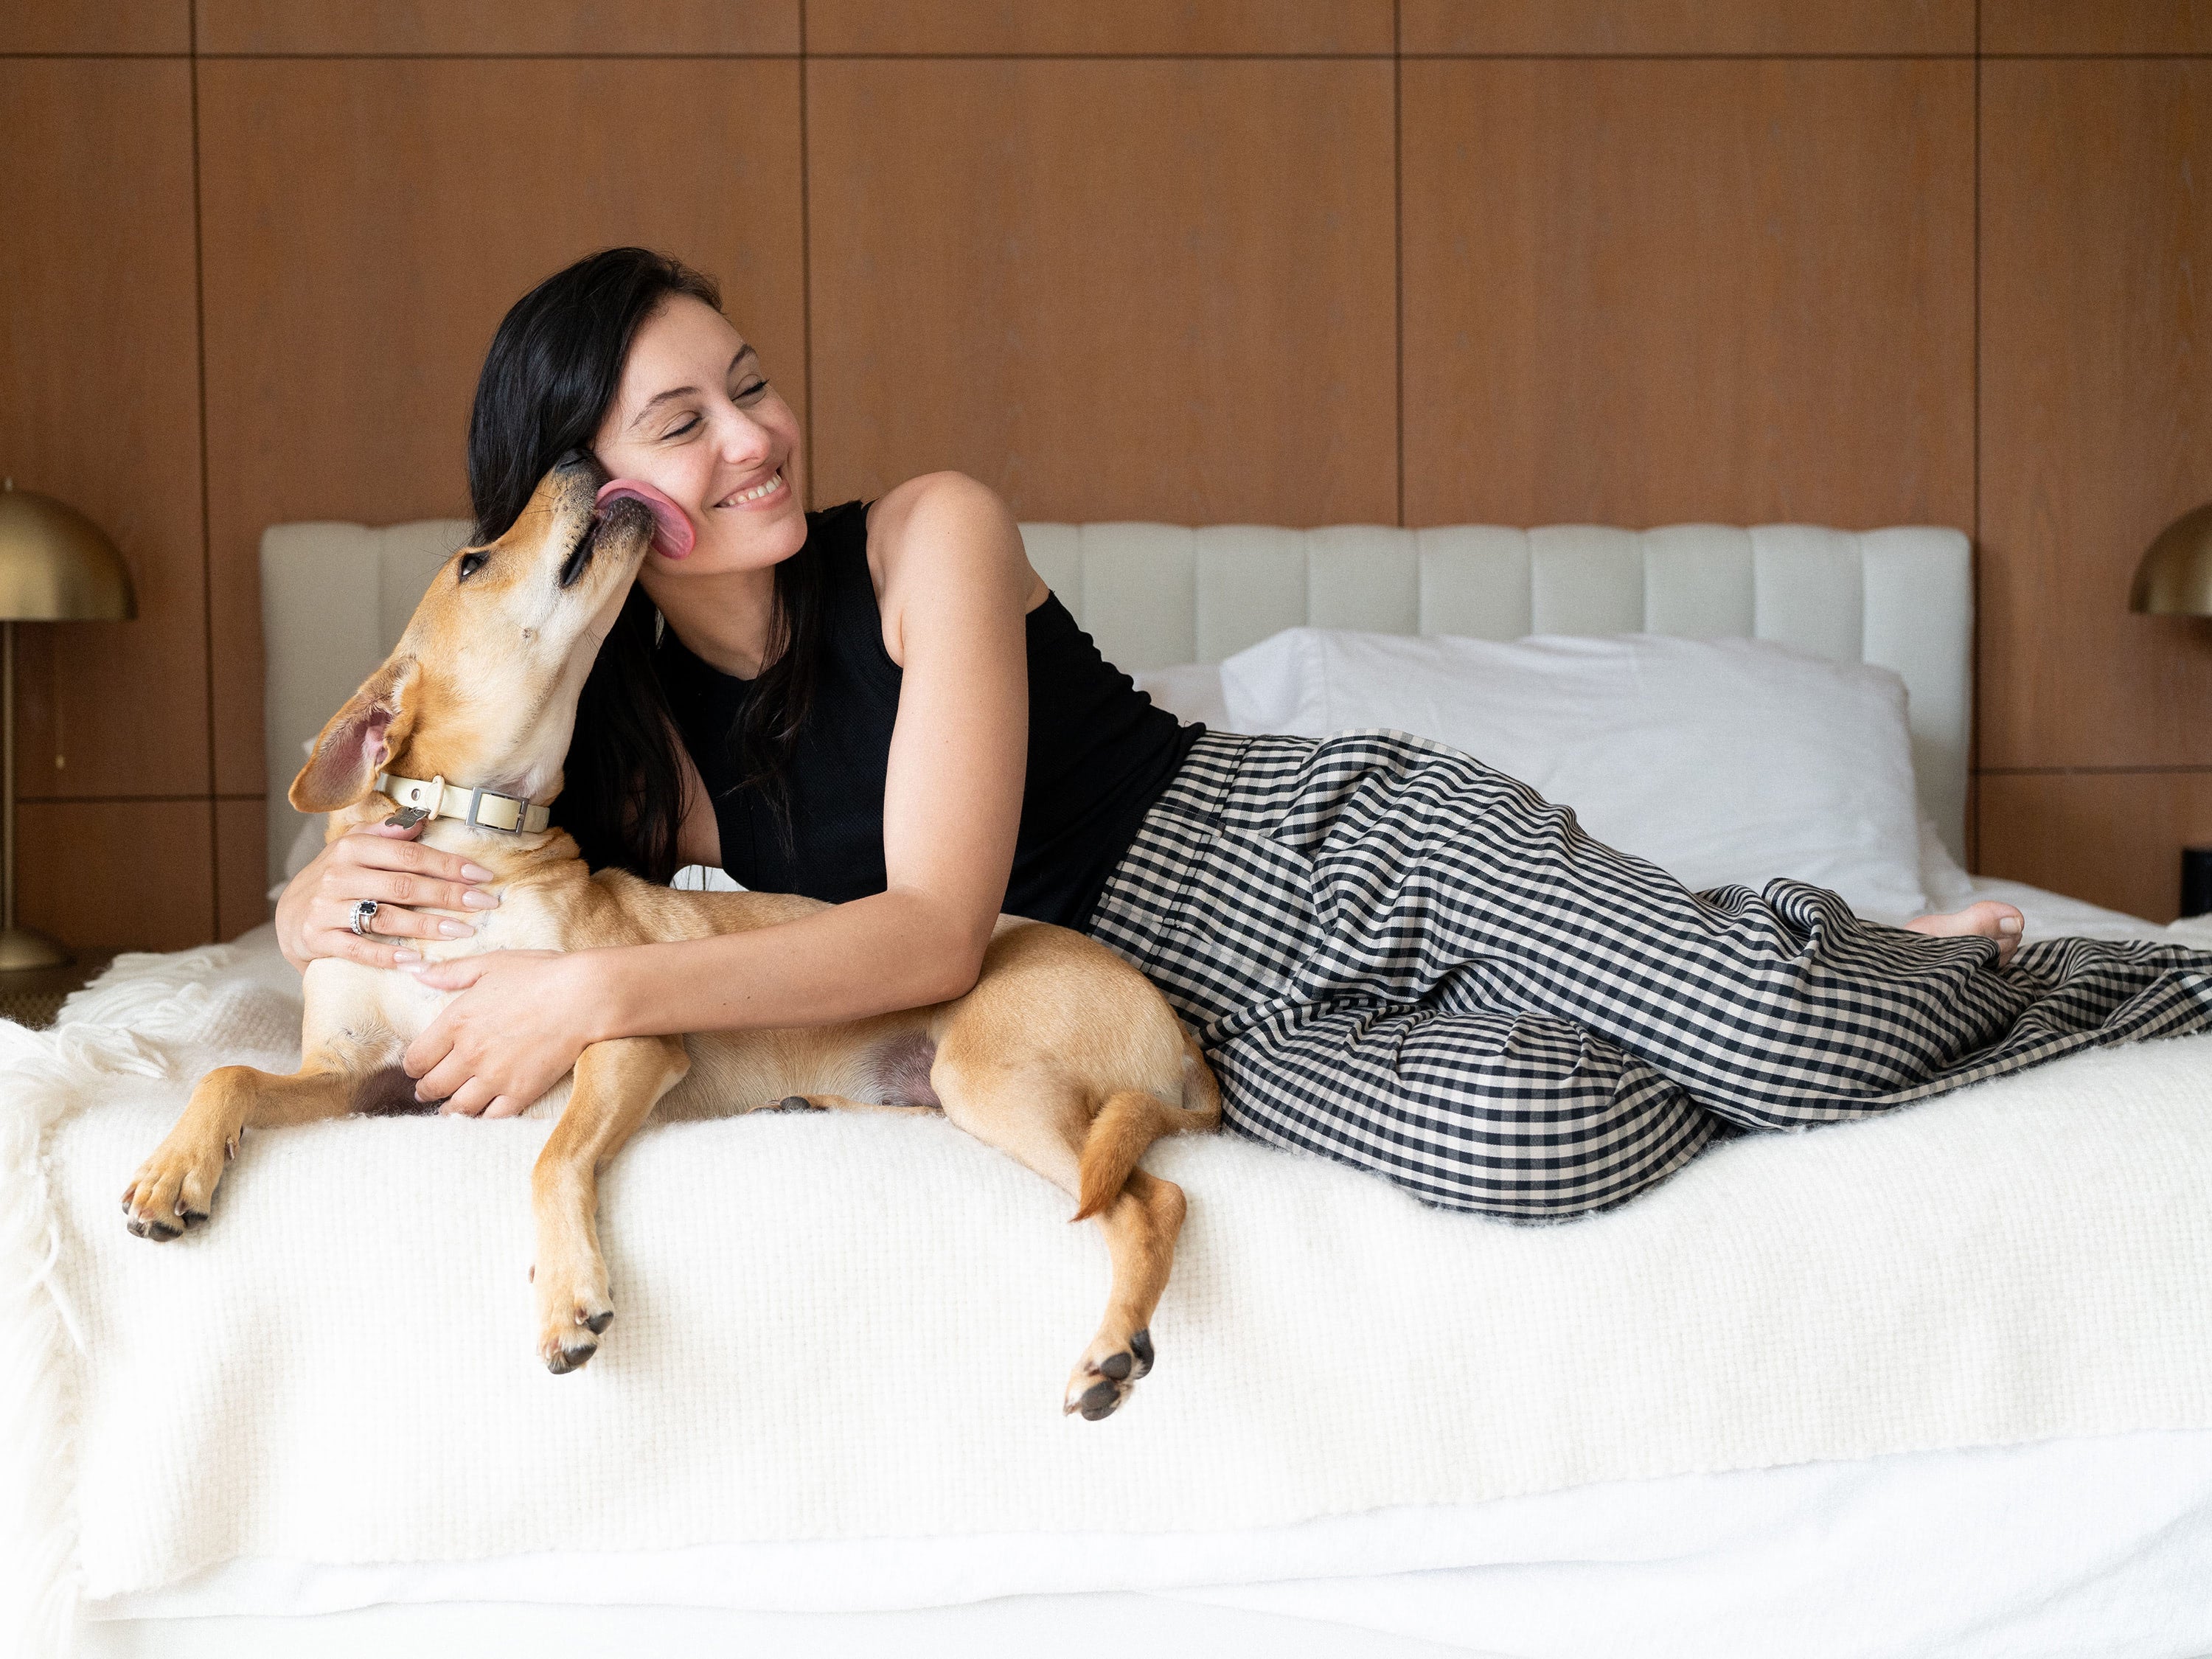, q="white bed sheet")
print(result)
[83,1427,2212,1659]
